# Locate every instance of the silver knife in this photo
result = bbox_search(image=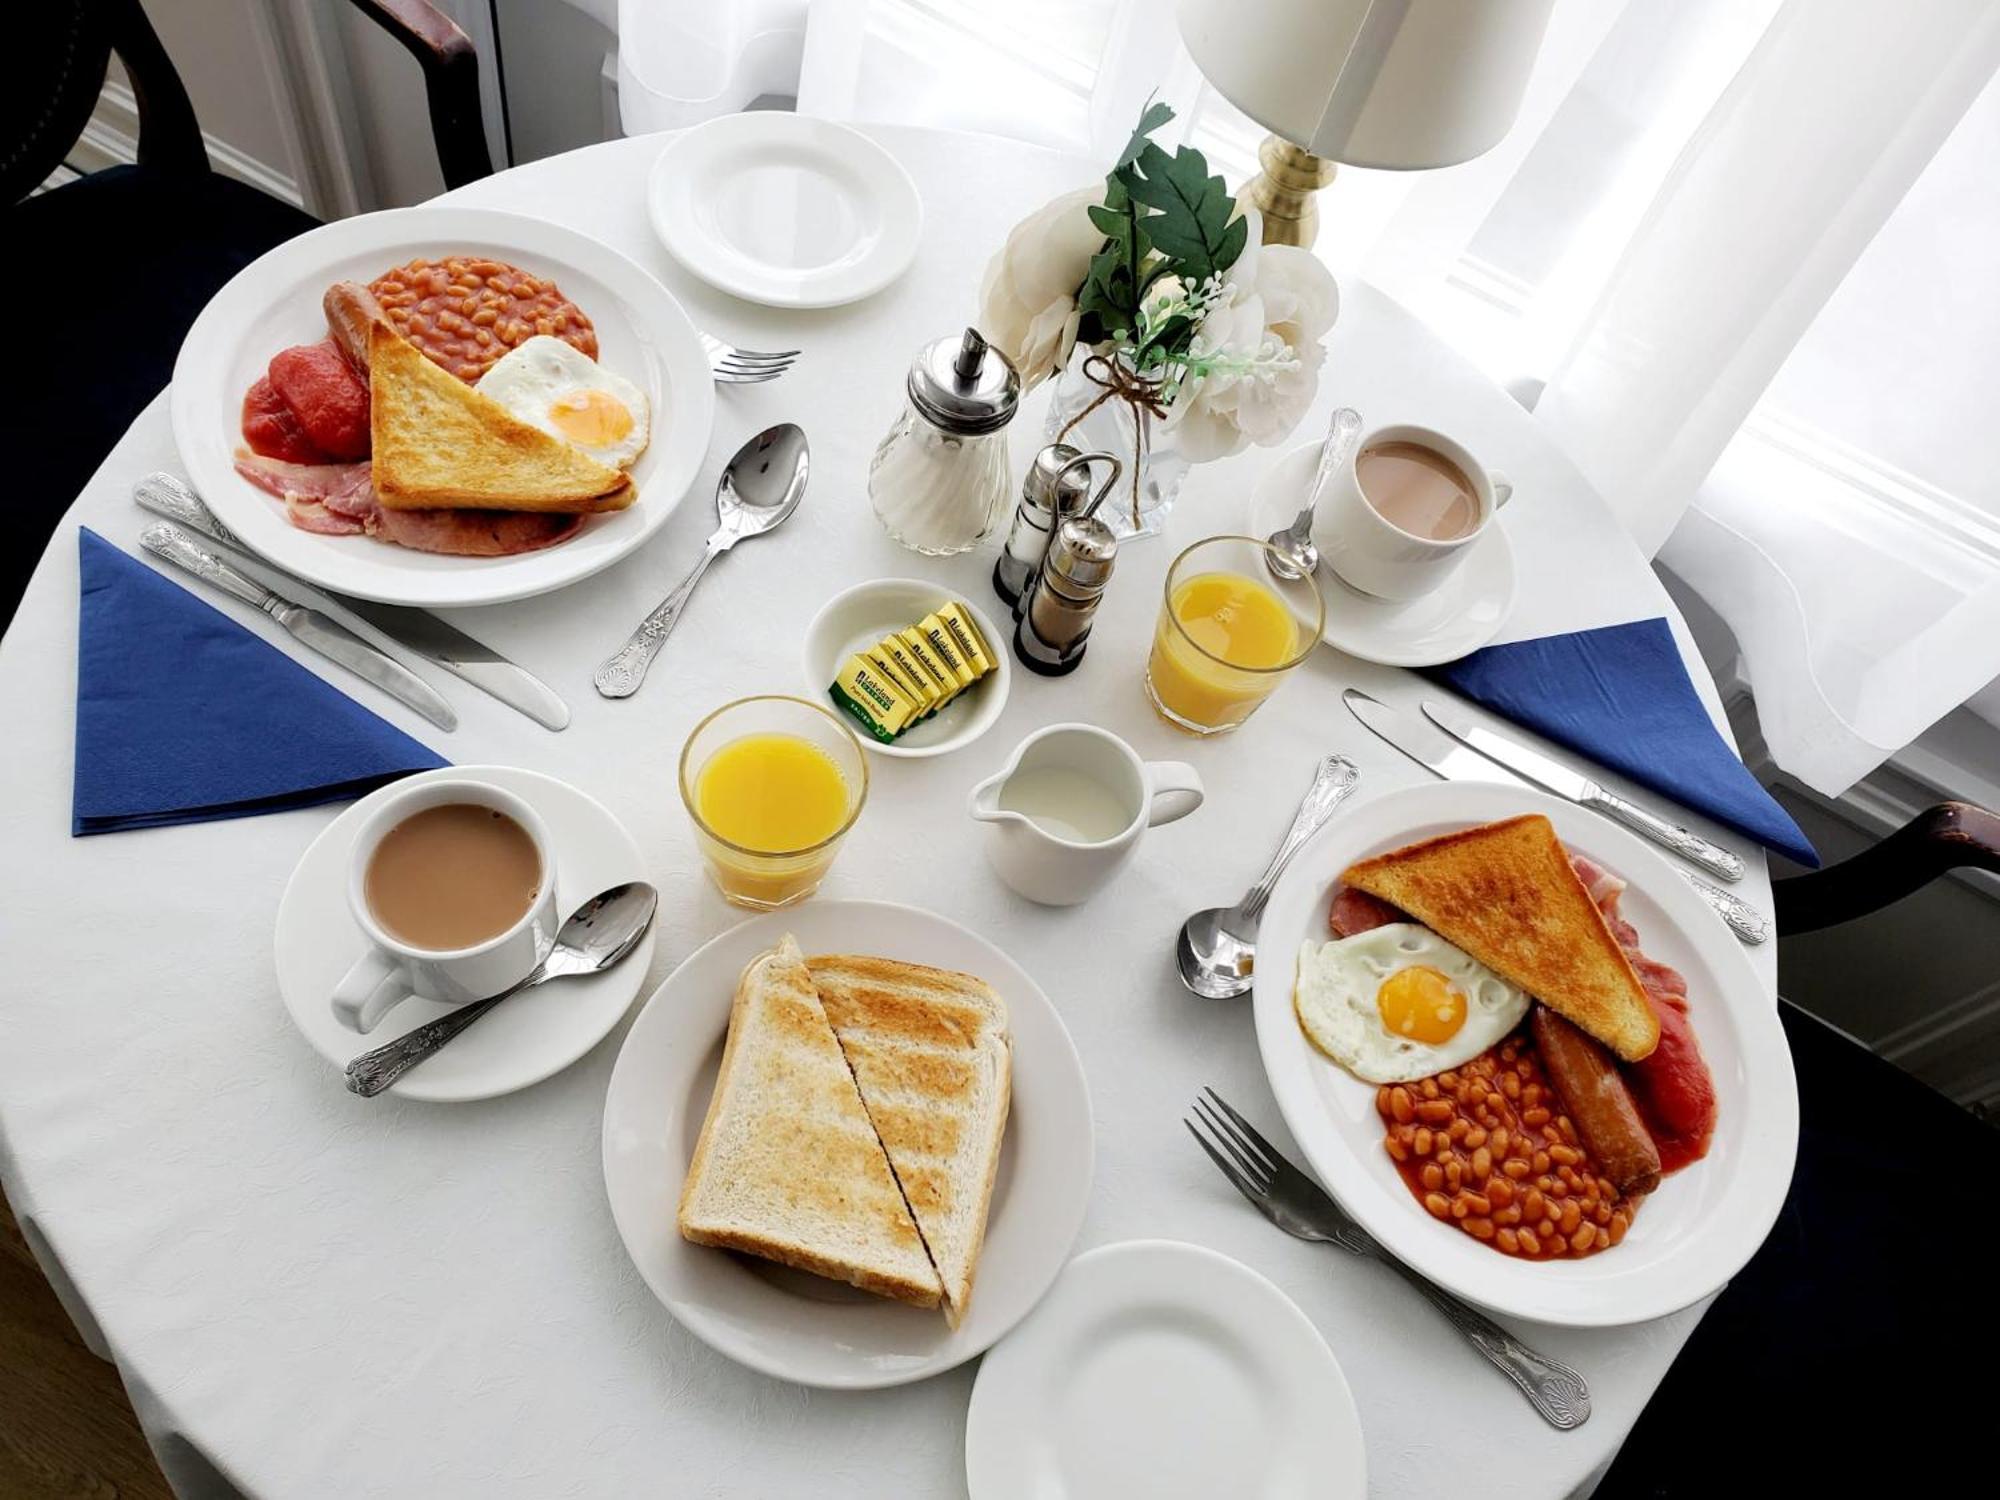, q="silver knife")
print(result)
[1344,690,1768,945]
[135,474,569,731]
[1419,699,1746,884]
[139,524,458,732]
